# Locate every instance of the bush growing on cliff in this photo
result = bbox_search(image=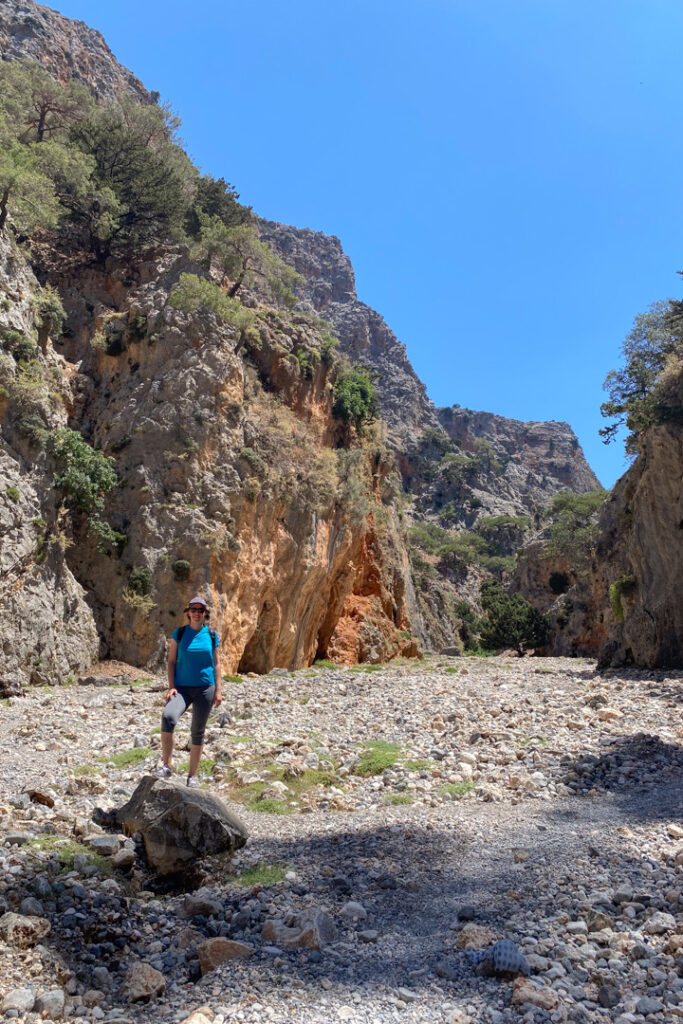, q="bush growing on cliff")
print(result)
[333,365,377,433]
[169,273,253,329]
[600,301,683,453]
[51,428,123,550]
[546,489,608,562]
